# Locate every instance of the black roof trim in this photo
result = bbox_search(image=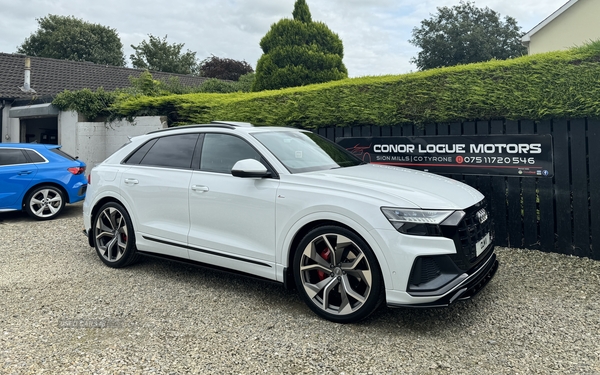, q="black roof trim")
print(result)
[146,124,235,134]
[211,121,254,127]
